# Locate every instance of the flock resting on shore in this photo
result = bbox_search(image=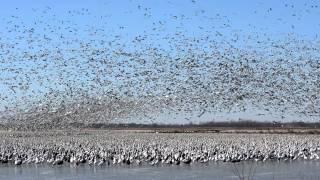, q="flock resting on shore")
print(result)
[0,132,319,166]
